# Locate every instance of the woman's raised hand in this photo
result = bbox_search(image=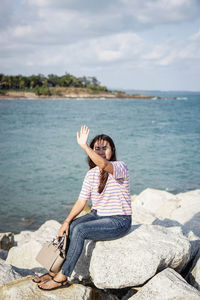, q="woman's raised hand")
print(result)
[77,125,90,149]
